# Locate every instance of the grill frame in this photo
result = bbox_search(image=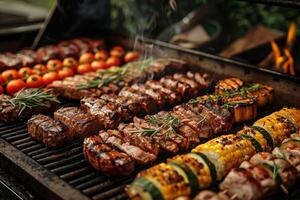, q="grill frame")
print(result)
[1,37,300,200]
